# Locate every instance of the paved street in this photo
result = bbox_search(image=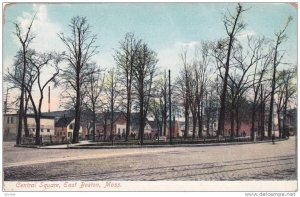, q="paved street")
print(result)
[3,137,296,181]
